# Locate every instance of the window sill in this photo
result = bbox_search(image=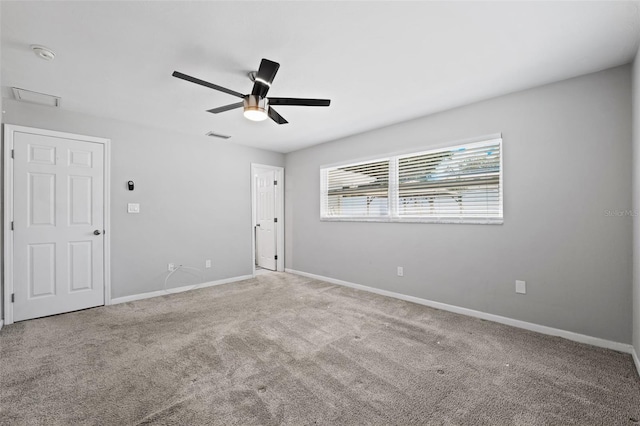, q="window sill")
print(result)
[320,216,504,225]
